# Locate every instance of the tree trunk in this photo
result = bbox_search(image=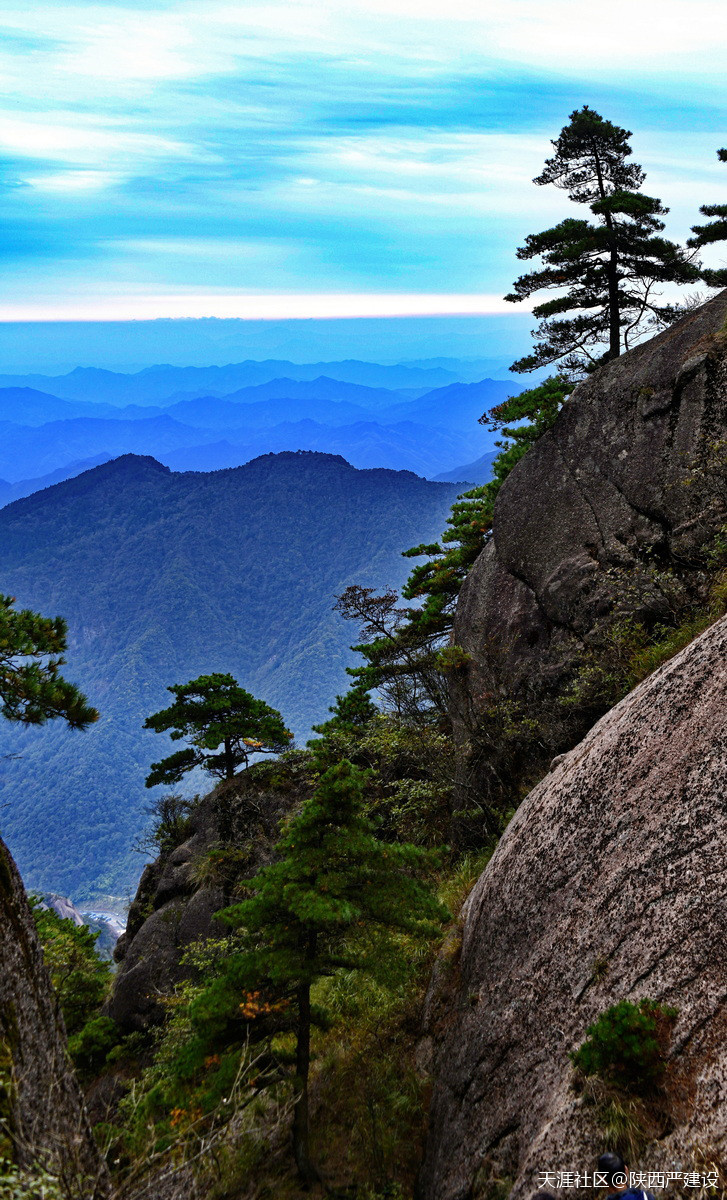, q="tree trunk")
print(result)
[591,139,621,360]
[224,736,234,779]
[607,249,621,359]
[292,981,319,1186]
